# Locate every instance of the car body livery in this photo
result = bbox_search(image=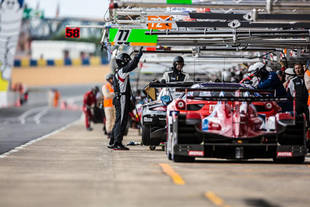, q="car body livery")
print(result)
[166,82,307,163]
